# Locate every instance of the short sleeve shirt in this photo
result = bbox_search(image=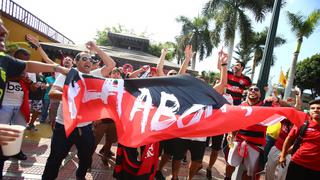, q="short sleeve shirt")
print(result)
[0,54,26,107]
[54,68,104,127]
[288,119,320,171]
